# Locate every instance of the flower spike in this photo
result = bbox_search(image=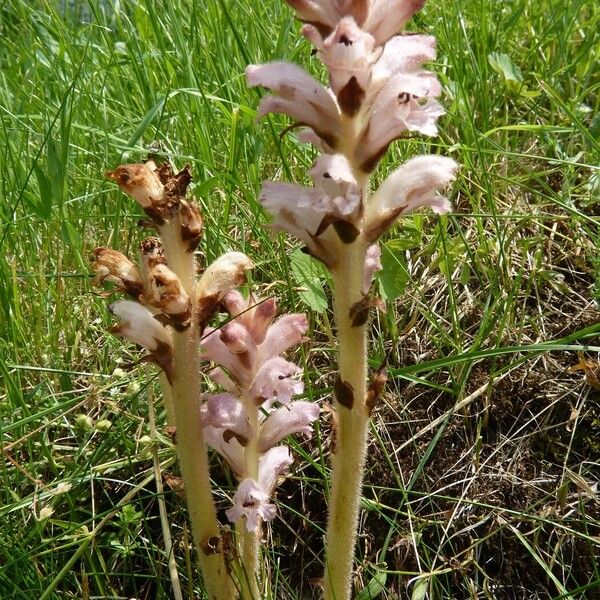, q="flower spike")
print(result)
[246,0,458,597]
